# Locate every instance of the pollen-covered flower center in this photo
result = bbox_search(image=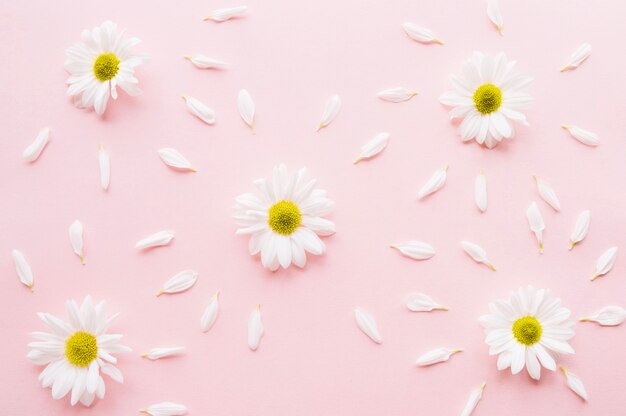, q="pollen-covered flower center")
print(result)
[473,83,503,114]
[65,331,98,367]
[268,200,302,235]
[93,52,120,82]
[512,316,542,346]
